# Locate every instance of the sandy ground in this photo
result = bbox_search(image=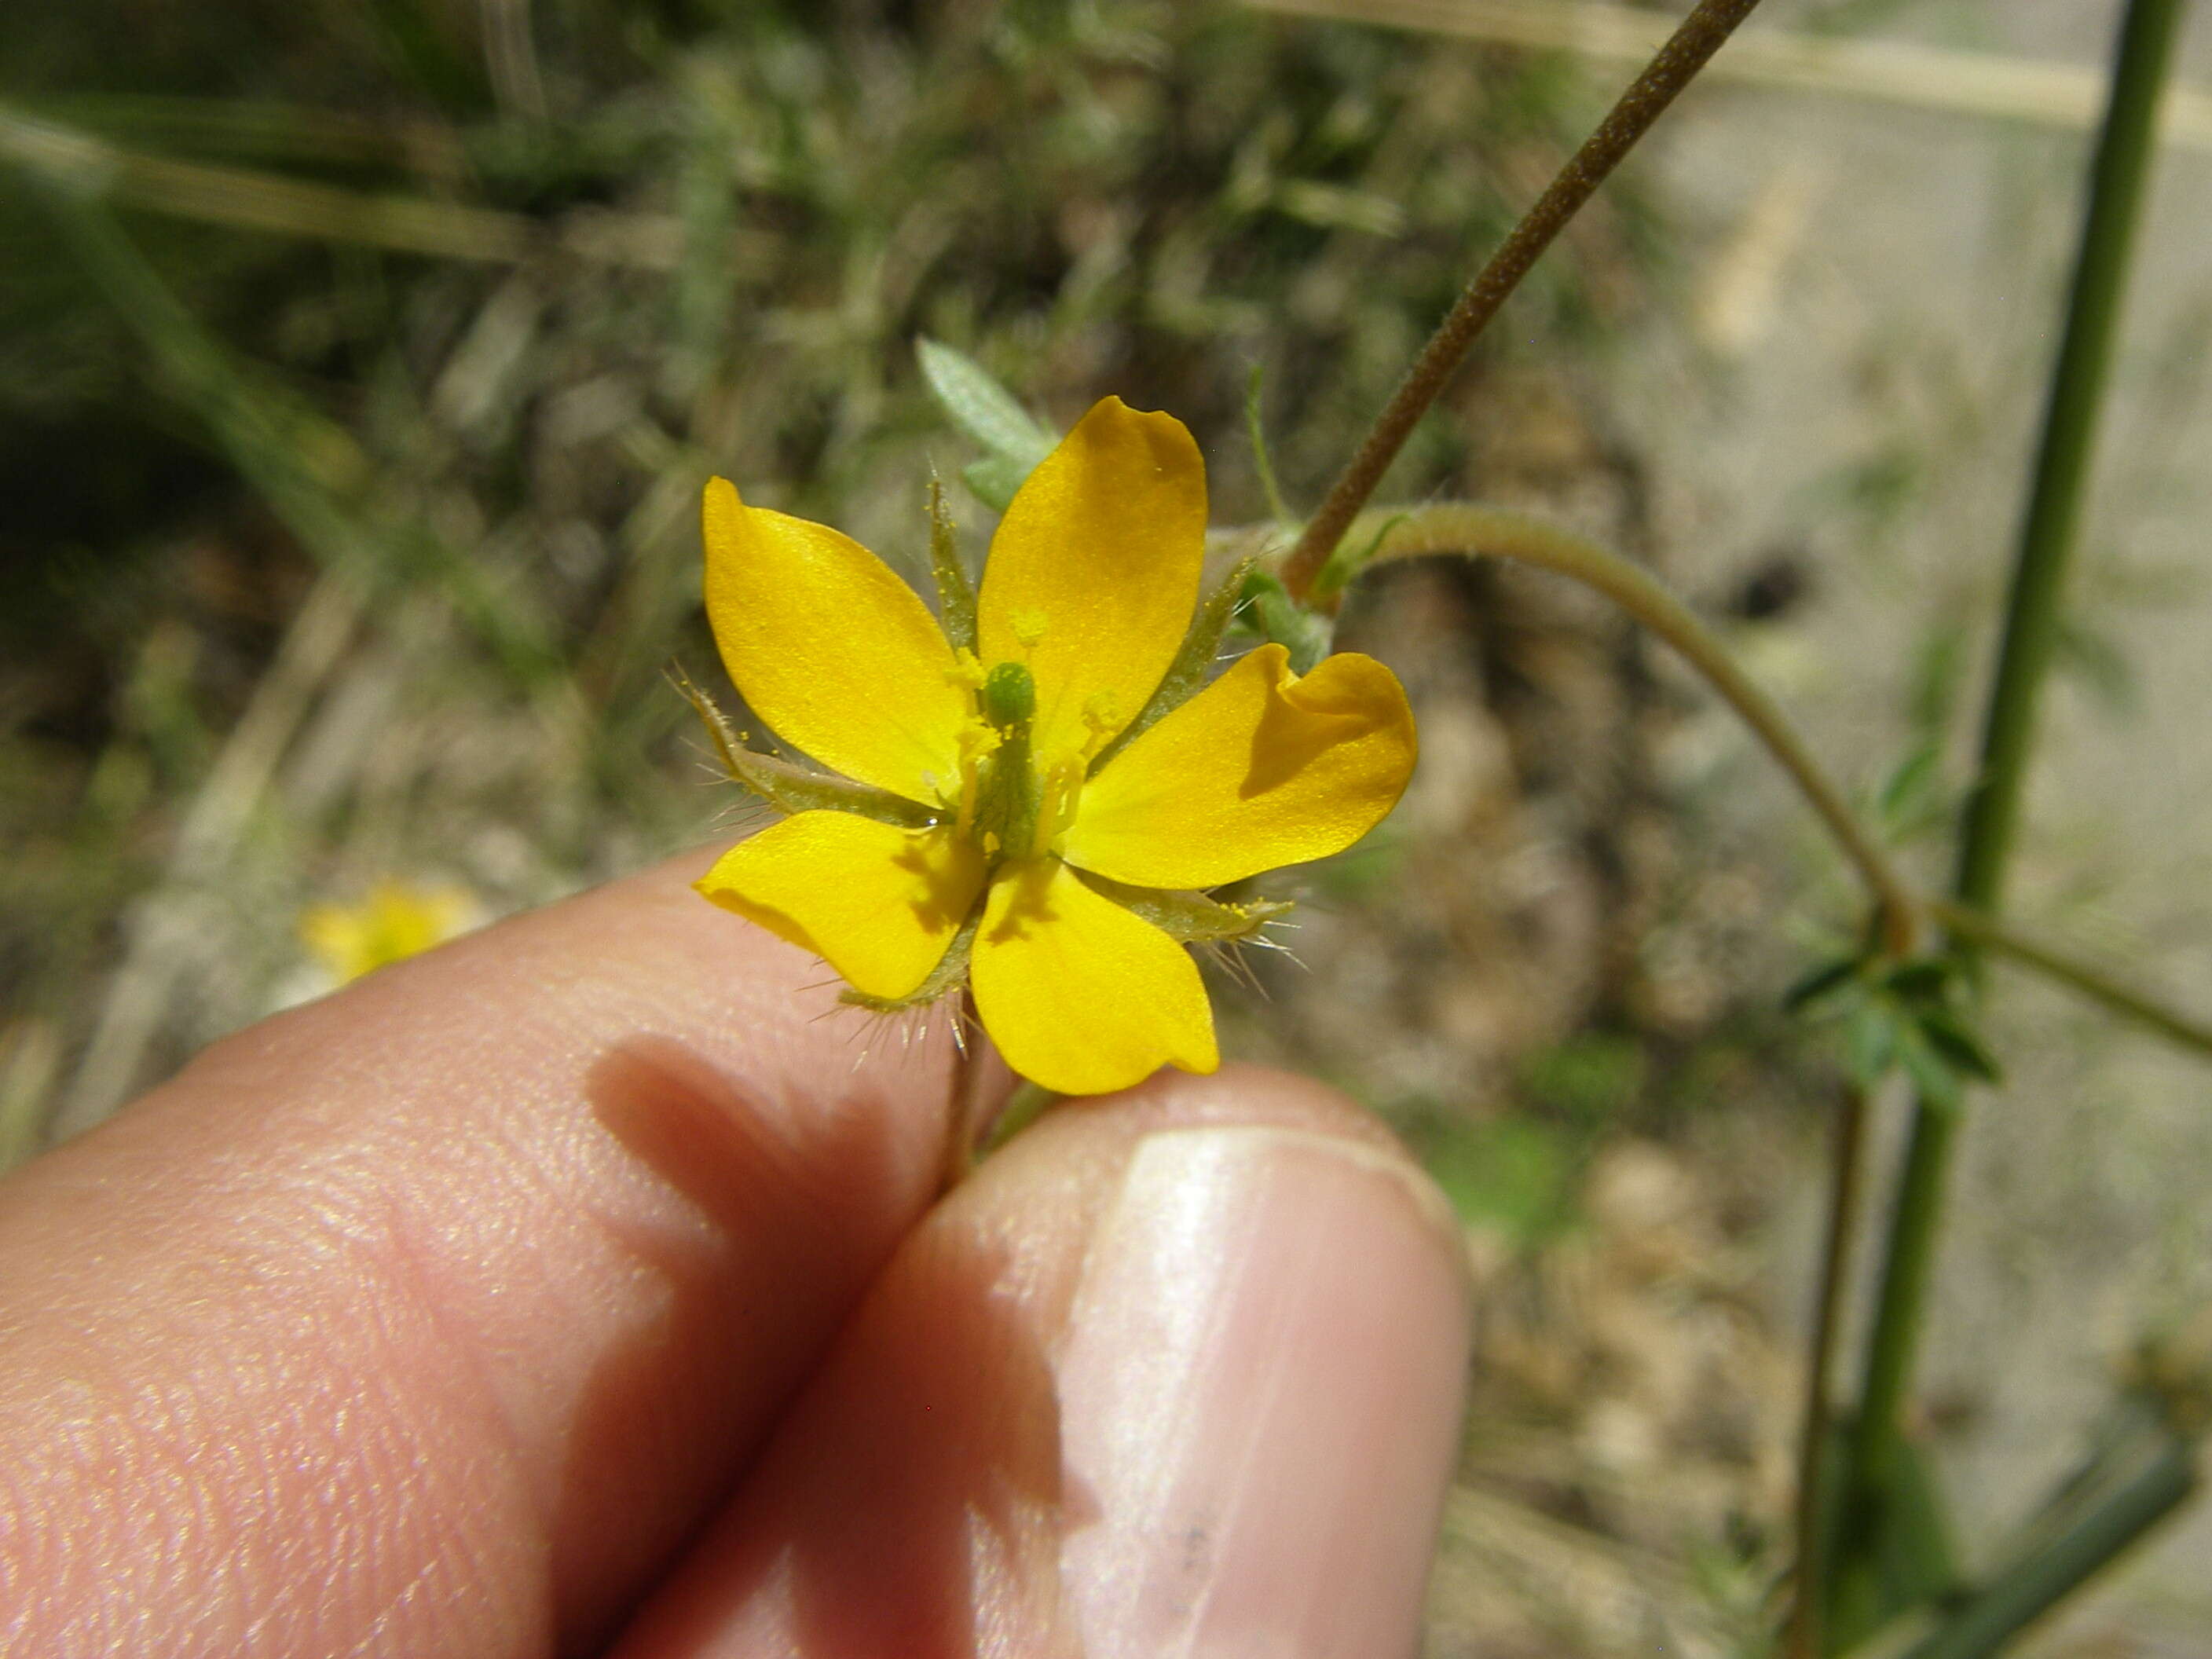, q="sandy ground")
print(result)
[1618,0,2212,1639]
